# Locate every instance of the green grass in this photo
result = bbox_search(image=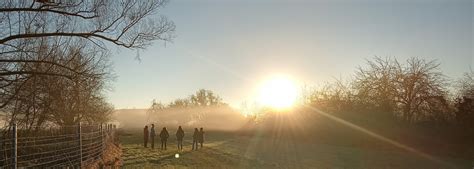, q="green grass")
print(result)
[119,129,471,169]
